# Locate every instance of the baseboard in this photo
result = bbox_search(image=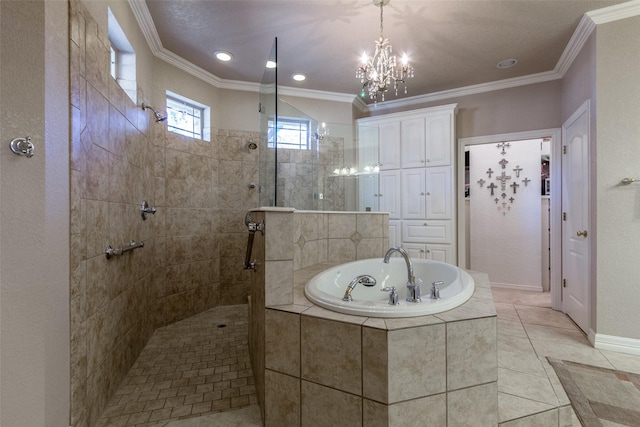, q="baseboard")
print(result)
[489,282,543,292]
[593,333,640,356]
